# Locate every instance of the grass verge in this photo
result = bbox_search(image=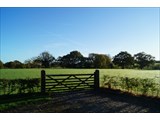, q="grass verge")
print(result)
[0,93,51,112]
